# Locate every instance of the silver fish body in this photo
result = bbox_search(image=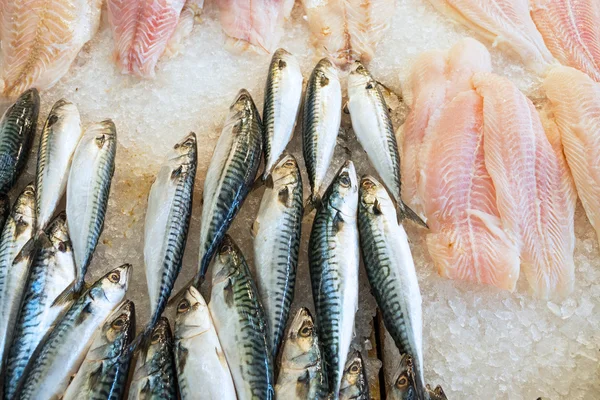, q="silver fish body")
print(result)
[339,351,369,400]
[302,58,342,204]
[308,161,359,397]
[175,286,236,400]
[209,235,274,400]
[63,300,135,400]
[357,176,425,398]
[252,154,303,358]
[275,307,327,400]
[197,89,262,282]
[262,48,303,179]
[3,213,76,400]
[16,264,131,399]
